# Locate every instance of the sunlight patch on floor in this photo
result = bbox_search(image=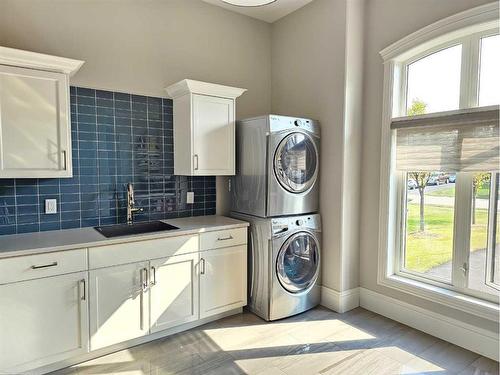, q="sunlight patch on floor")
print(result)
[202,319,375,351]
